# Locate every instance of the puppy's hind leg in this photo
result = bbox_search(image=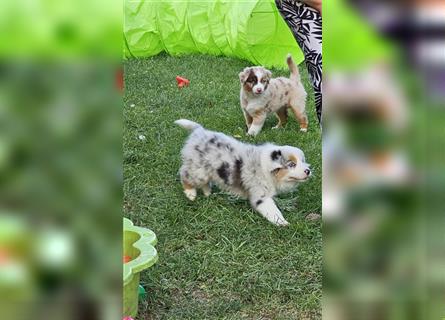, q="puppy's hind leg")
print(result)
[250,197,289,226]
[289,102,308,132]
[273,107,288,129]
[201,183,211,197]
